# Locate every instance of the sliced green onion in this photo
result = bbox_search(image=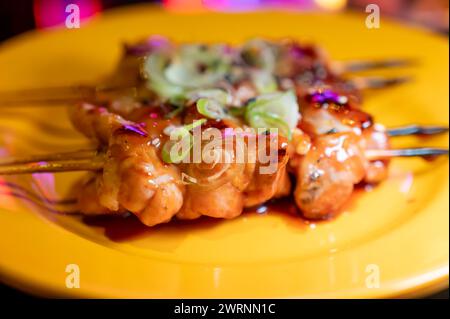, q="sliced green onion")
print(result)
[165,105,185,119]
[168,95,186,107]
[196,98,228,120]
[241,39,277,72]
[143,52,185,99]
[165,95,187,118]
[161,137,191,164]
[167,118,206,139]
[247,111,291,140]
[184,118,207,131]
[229,106,246,117]
[187,89,231,105]
[245,90,300,133]
[251,70,278,94]
[164,44,230,89]
[143,44,232,100]
[161,119,206,164]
